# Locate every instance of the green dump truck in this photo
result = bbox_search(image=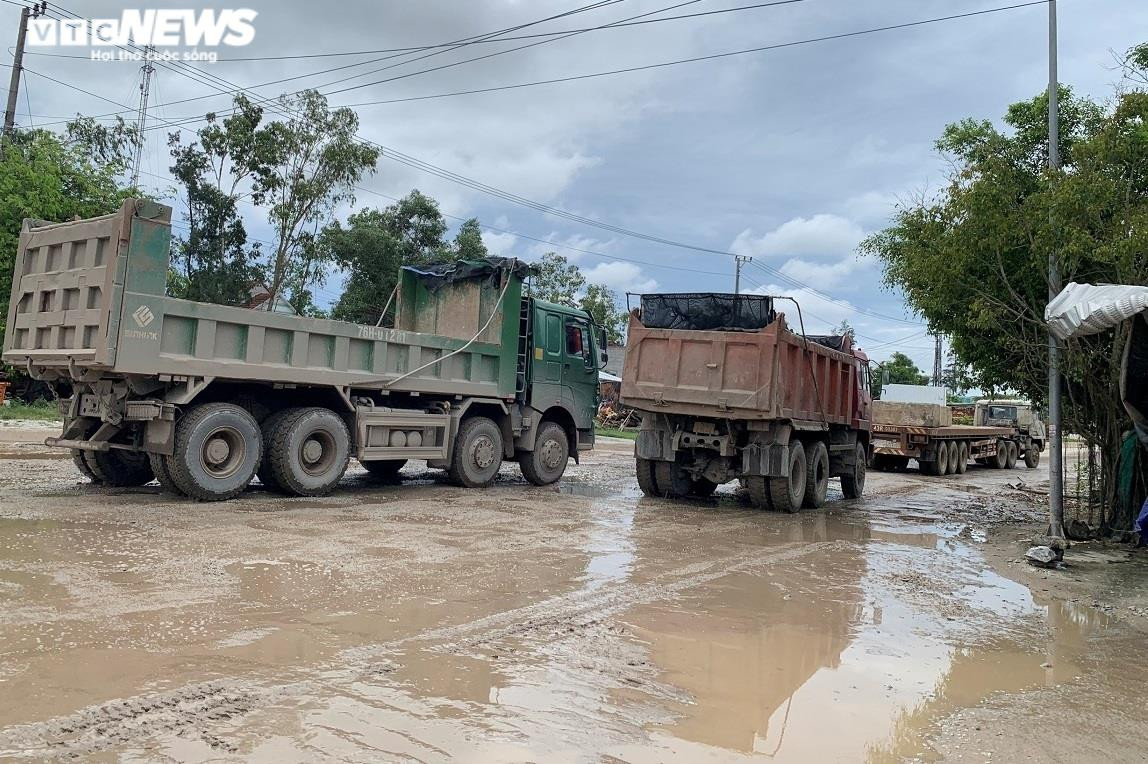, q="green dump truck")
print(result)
[2,200,604,500]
